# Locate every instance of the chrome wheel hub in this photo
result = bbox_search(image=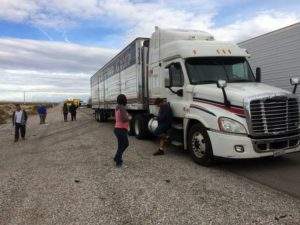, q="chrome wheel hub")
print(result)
[191,132,206,158]
[135,120,140,136]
